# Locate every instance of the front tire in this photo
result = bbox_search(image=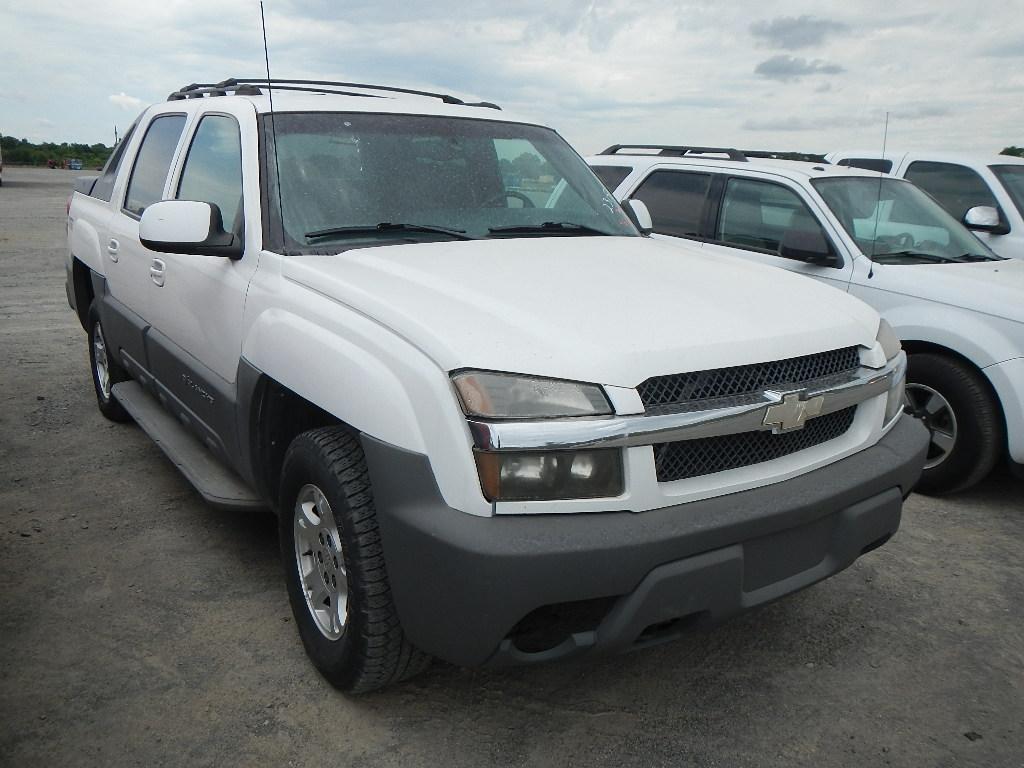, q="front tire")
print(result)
[279,427,430,693]
[905,353,1003,495]
[87,301,132,422]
